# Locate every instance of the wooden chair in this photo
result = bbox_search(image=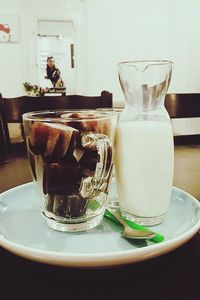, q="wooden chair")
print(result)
[165,93,200,144]
[0,91,112,153]
[0,93,8,162]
